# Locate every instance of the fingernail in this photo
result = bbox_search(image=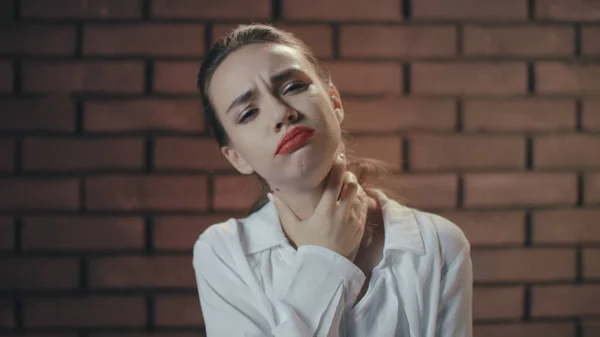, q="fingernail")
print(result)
[338,152,345,160]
